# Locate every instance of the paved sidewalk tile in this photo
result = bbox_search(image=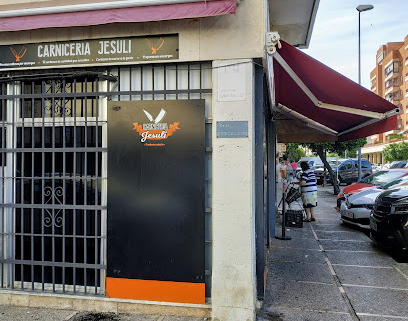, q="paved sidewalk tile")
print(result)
[319,240,377,251]
[258,307,353,321]
[0,305,75,321]
[269,248,326,264]
[265,279,349,313]
[311,224,355,232]
[344,285,408,317]
[270,237,321,250]
[326,251,396,266]
[334,265,408,288]
[358,315,408,320]
[268,261,335,284]
[314,230,370,241]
